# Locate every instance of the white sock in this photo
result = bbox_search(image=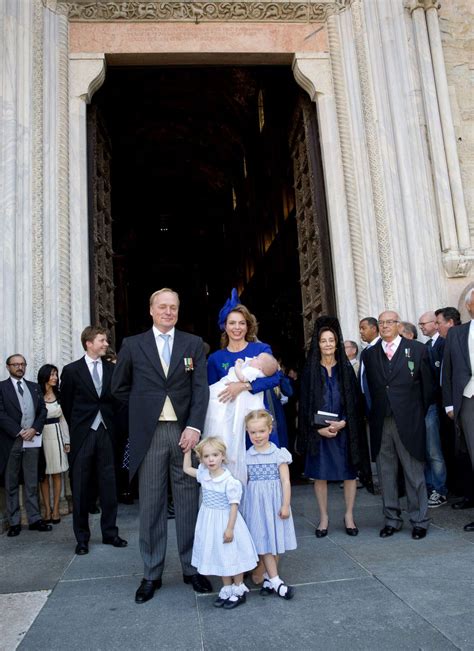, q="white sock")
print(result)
[228,582,249,601]
[219,585,232,600]
[262,574,273,590]
[270,575,288,597]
